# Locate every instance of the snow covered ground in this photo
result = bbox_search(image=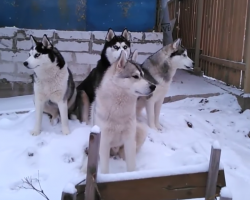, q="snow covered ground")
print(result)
[0,72,250,200]
[0,93,249,200]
